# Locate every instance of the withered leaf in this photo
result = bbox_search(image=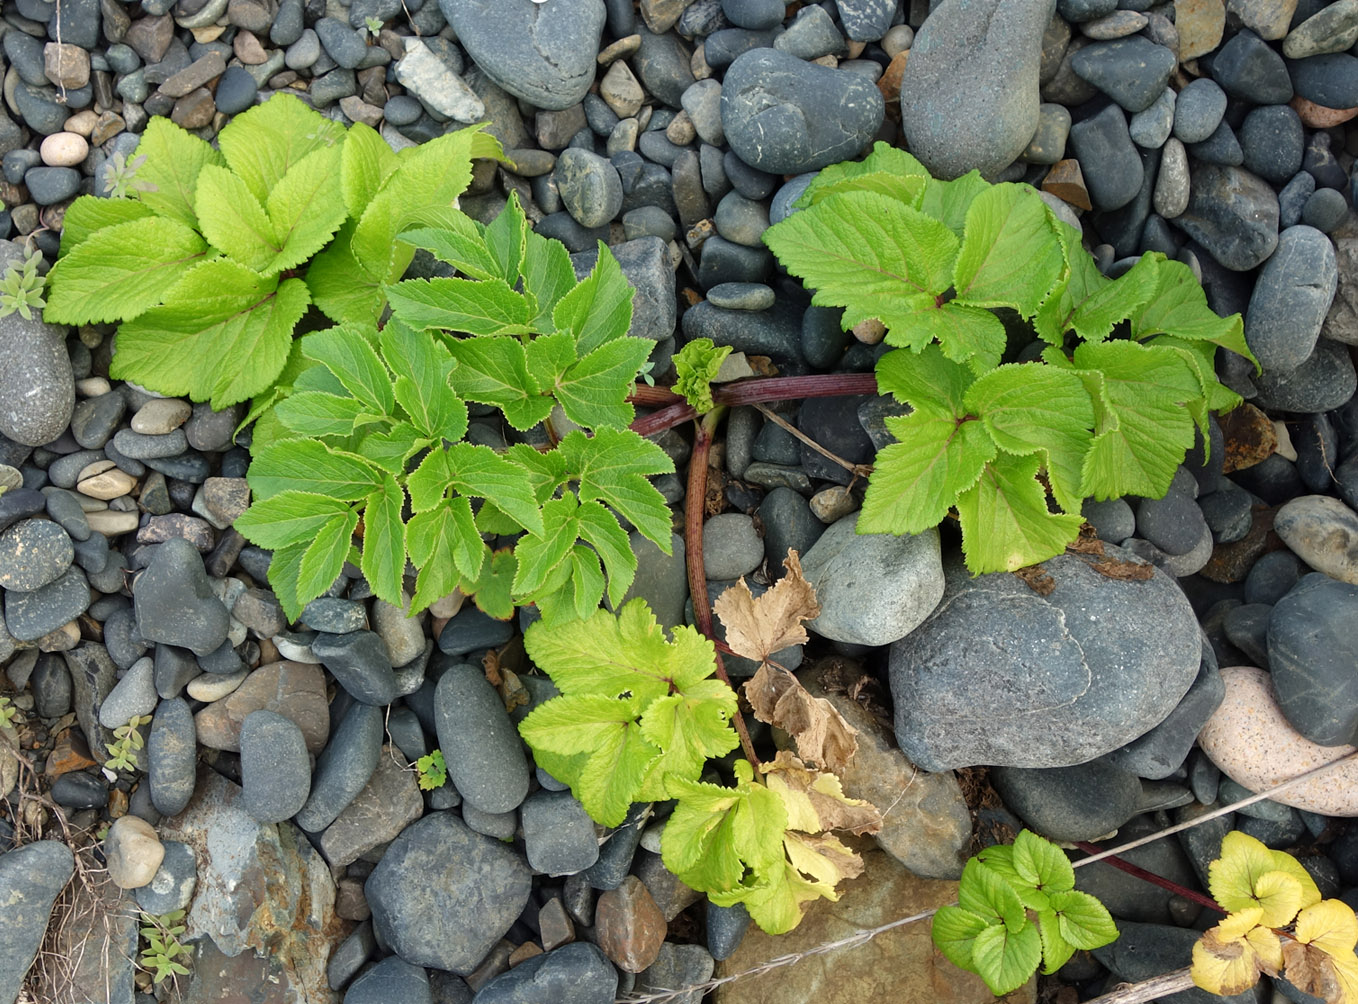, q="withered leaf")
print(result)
[761,749,882,836]
[1282,939,1342,1002]
[745,662,859,774]
[714,549,821,664]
